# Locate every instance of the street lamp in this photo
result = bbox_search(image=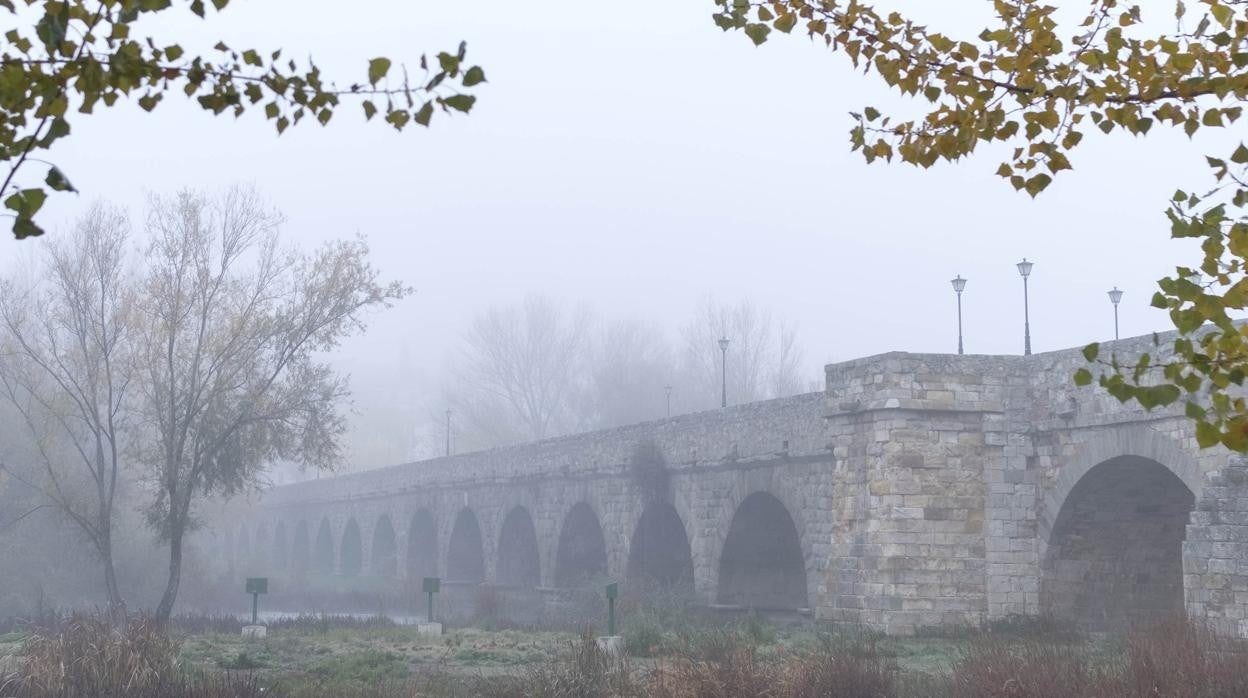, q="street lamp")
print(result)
[665,384,672,418]
[1107,286,1123,340]
[1017,258,1034,356]
[445,409,452,457]
[950,275,967,354]
[718,337,730,408]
